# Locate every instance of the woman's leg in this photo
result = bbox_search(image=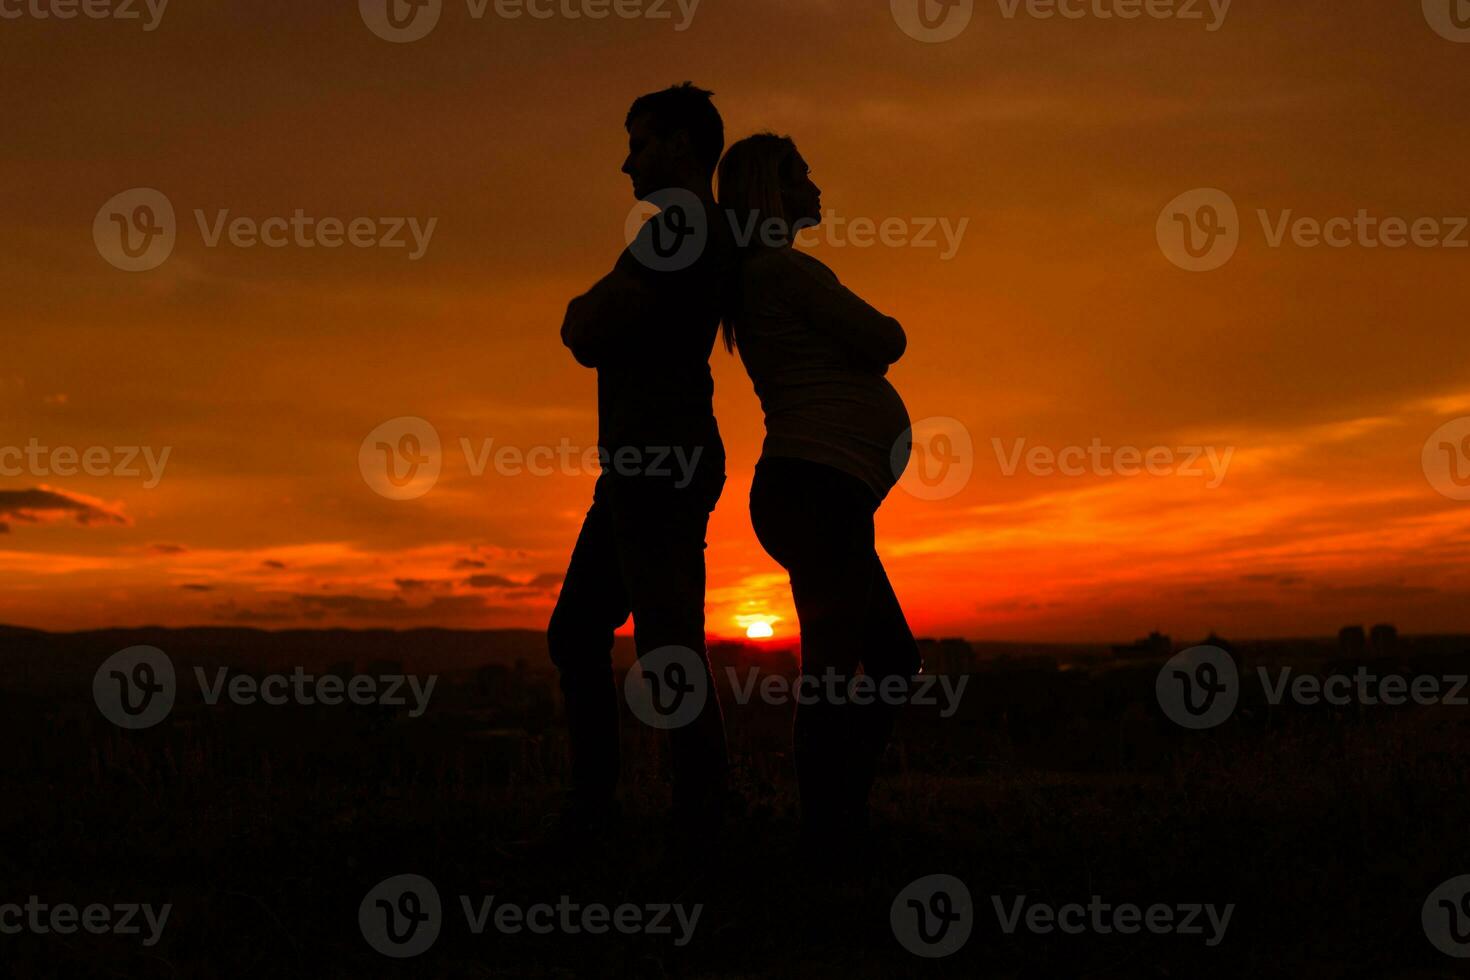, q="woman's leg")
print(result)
[750,458,882,840]
[846,555,921,821]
